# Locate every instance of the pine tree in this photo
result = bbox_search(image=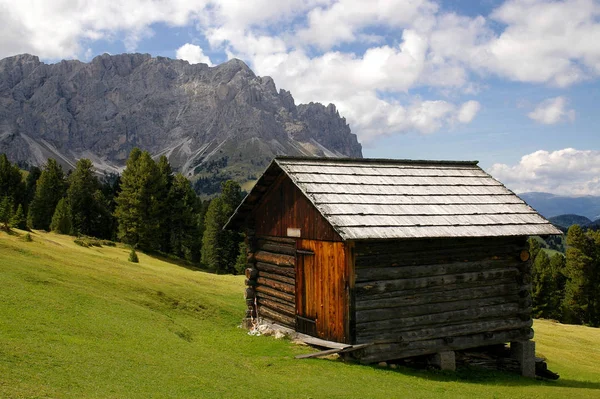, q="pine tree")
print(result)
[24,166,41,210]
[201,196,226,271]
[563,225,599,326]
[531,250,554,319]
[11,204,26,230]
[67,158,109,237]
[0,196,14,231]
[114,149,165,250]
[50,198,72,234]
[0,154,25,207]
[167,173,200,260]
[234,241,248,274]
[548,253,567,320]
[156,155,174,253]
[28,159,66,230]
[201,180,243,273]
